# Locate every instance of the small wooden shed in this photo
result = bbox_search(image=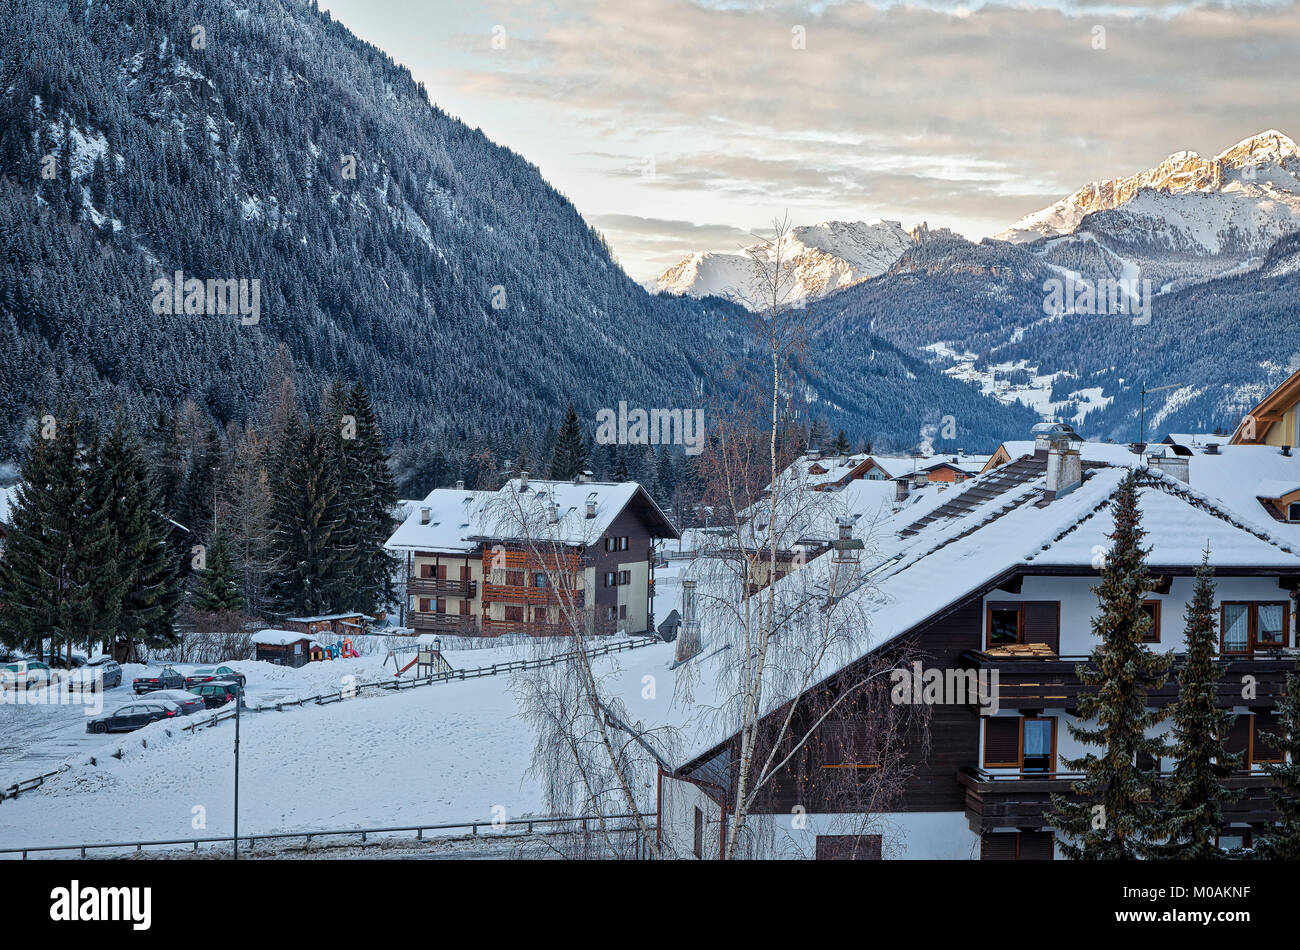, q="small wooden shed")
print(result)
[251,629,319,668]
